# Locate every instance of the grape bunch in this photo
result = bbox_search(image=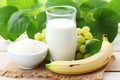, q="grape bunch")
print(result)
[34,28,46,42]
[75,26,94,60]
[34,26,94,61]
